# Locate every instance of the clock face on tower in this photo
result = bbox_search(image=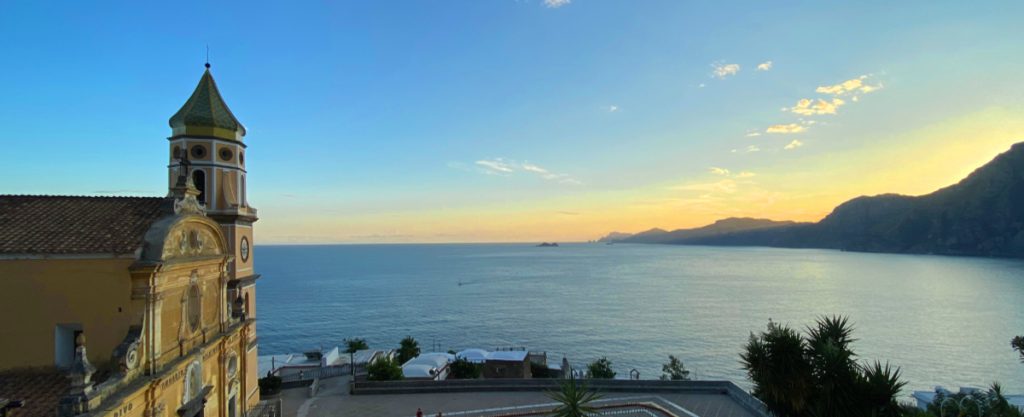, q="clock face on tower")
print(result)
[240,236,250,262]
